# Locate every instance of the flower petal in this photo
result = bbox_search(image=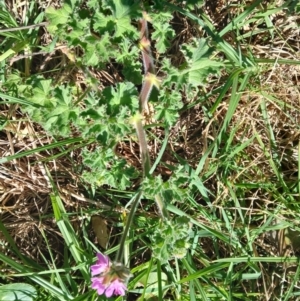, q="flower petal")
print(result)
[91,277,106,295]
[91,264,106,276]
[91,253,110,276]
[114,282,126,296]
[104,285,114,298]
[97,286,106,295]
[105,279,126,297]
[96,253,109,265]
